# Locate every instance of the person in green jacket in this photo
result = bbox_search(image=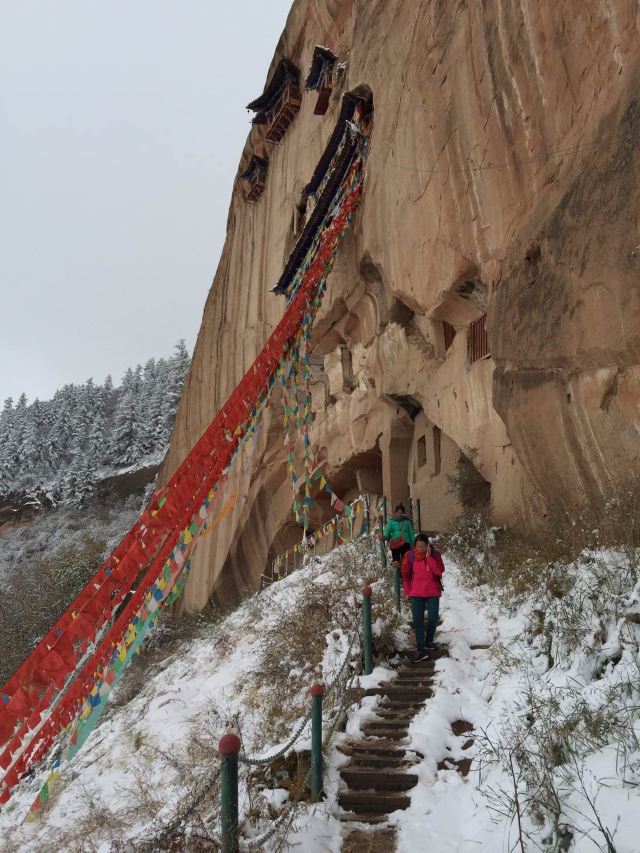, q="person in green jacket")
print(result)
[383,503,416,564]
